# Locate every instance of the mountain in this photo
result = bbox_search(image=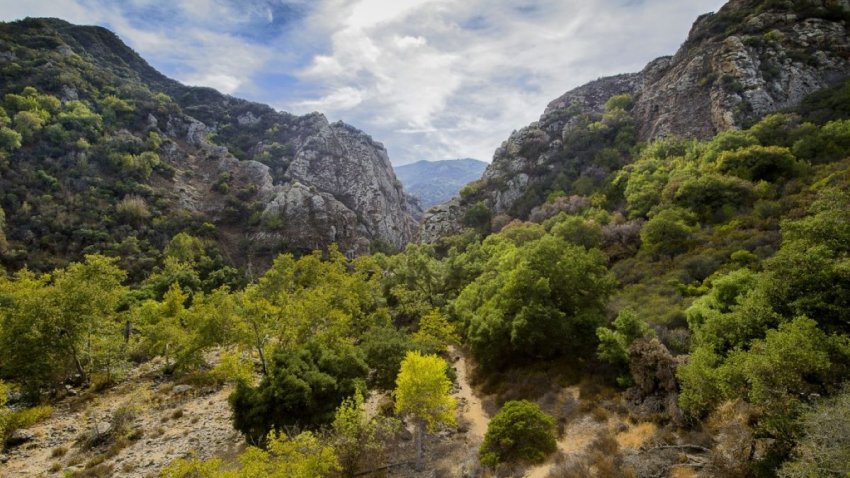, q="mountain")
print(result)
[421,0,850,240]
[0,18,420,277]
[394,159,488,208]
